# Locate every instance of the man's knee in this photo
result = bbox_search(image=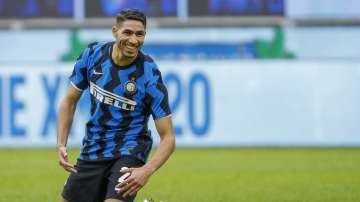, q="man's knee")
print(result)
[104,199,124,202]
[60,196,69,202]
